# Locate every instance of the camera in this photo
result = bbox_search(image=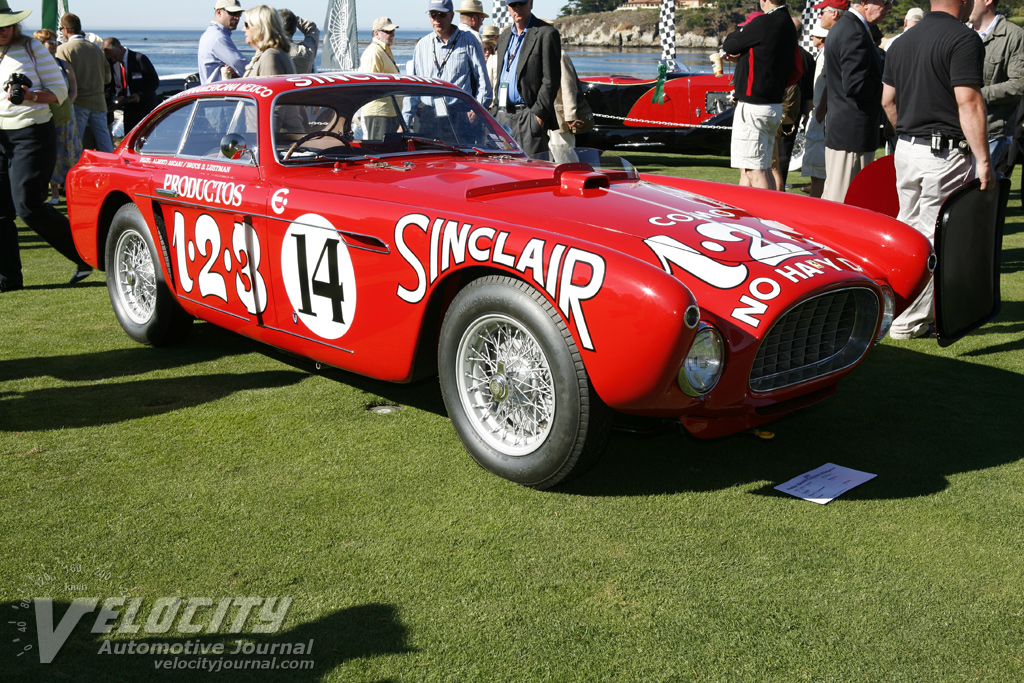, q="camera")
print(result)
[4,72,32,105]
